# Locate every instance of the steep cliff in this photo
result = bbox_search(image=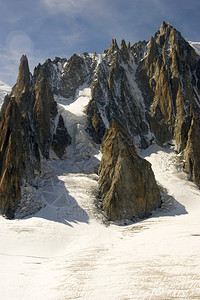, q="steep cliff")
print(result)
[184,117,200,186]
[33,53,98,100]
[136,21,200,185]
[86,39,150,147]
[0,55,71,217]
[98,122,161,221]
